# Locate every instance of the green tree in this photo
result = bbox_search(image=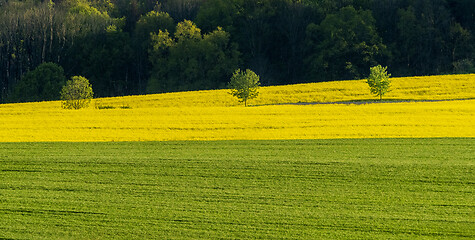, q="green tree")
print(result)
[60,76,94,109]
[305,6,387,81]
[135,11,175,49]
[0,1,72,102]
[132,11,175,93]
[148,20,239,93]
[449,22,473,73]
[195,0,236,33]
[196,0,316,85]
[367,65,391,100]
[75,25,133,97]
[67,0,108,16]
[395,0,455,75]
[10,62,66,103]
[161,0,203,22]
[228,69,260,107]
